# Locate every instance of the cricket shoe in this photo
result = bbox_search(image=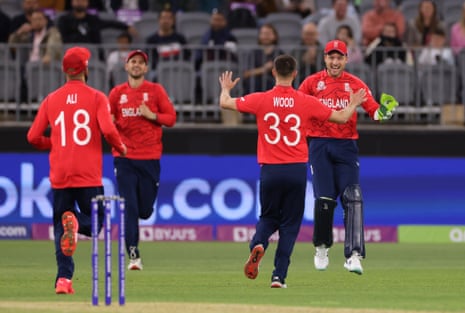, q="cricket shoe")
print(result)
[314,245,329,270]
[128,258,143,270]
[344,252,363,275]
[244,244,265,279]
[270,276,287,288]
[55,277,74,294]
[60,211,79,257]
